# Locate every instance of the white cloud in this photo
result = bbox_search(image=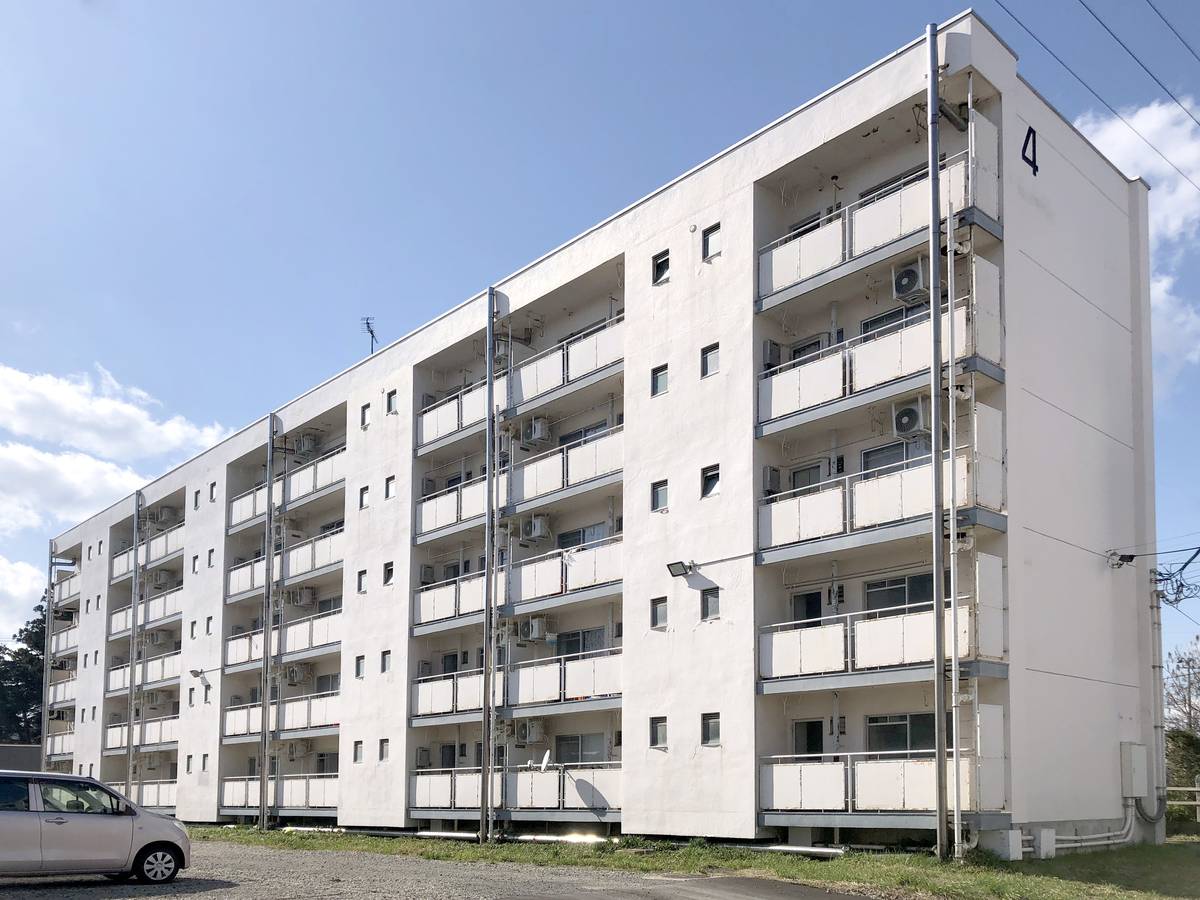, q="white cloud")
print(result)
[0,362,228,461]
[0,555,45,644]
[1076,98,1200,399]
[0,443,146,537]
